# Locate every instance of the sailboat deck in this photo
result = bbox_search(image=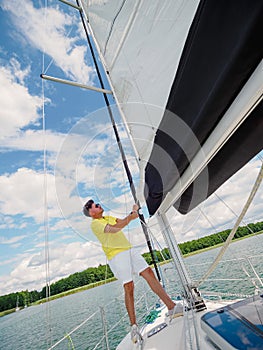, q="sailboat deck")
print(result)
[117,299,233,350]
